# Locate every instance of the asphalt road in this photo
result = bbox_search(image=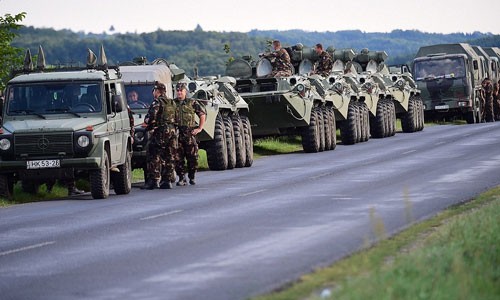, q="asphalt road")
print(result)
[1,122,500,300]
